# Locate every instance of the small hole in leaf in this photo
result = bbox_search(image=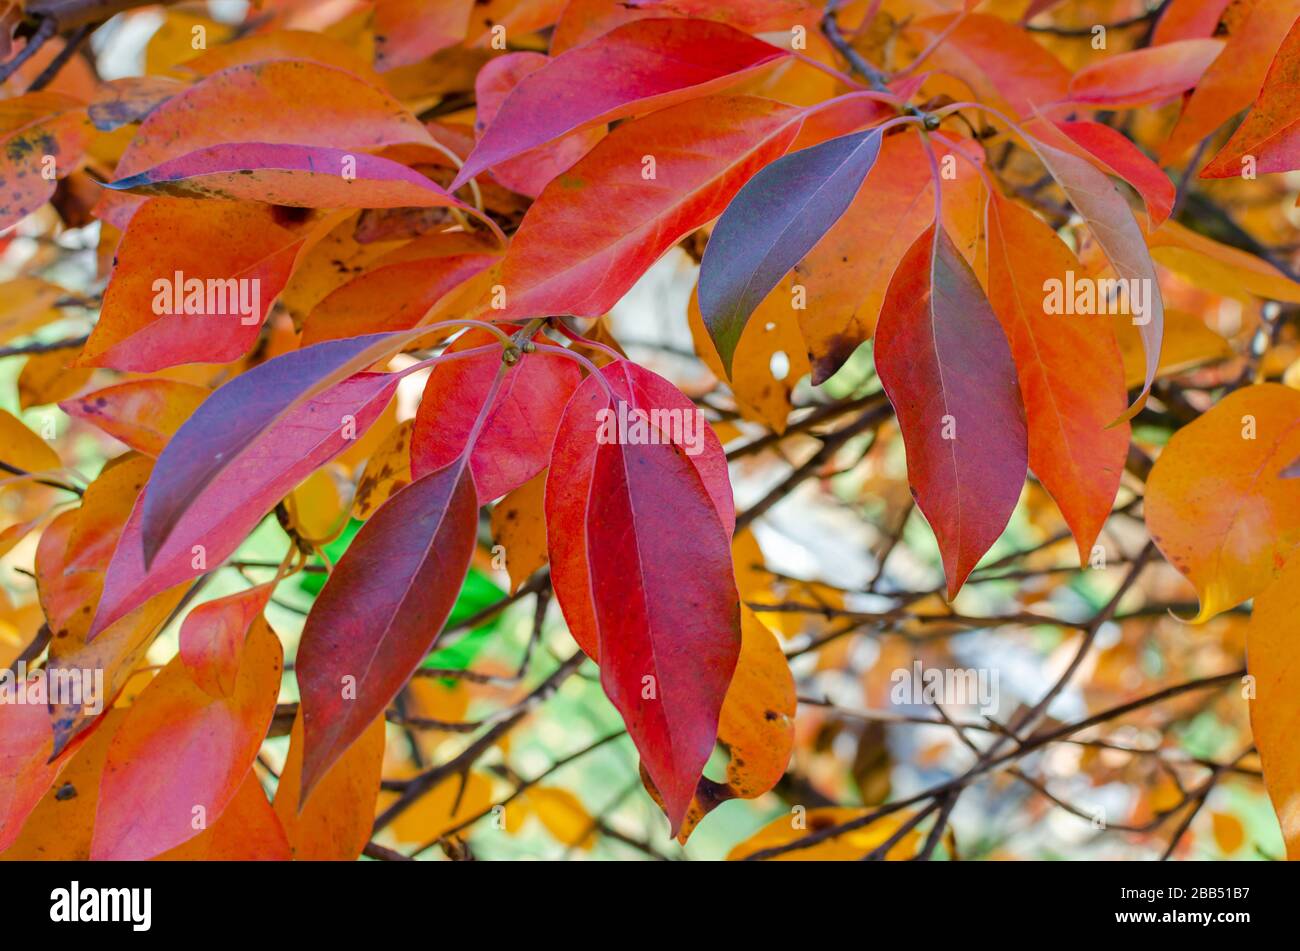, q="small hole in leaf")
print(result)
[770,350,790,381]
